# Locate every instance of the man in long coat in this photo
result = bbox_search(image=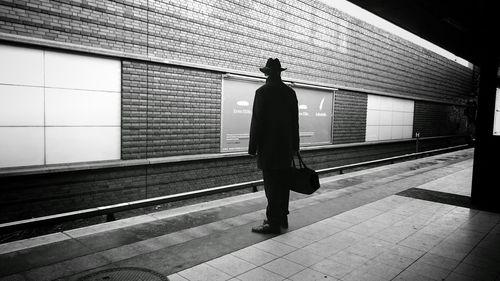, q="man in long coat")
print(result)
[248,58,299,234]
